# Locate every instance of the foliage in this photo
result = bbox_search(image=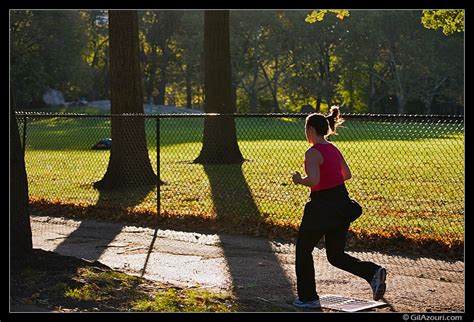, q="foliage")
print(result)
[305,9,350,23]
[10,10,463,114]
[10,10,93,107]
[421,9,464,35]
[79,10,110,100]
